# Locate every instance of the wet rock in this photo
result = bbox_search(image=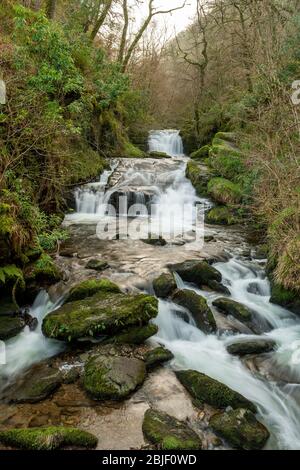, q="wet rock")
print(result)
[65,278,121,303]
[9,364,62,404]
[270,282,300,315]
[204,235,215,243]
[0,315,25,340]
[24,254,62,285]
[207,280,230,295]
[144,347,174,369]
[209,408,270,450]
[42,291,158,342]
[0,427,98,450]
[170,260,221,288]
[85,259,109,272]
[106,323,158,345]
[142,237,167,246]
[247,282,264,296]
[60,367,80,384]
[212,298,252,322]
[190,145,210,160]
[142,409,202,450]
[83,354,146,400]
[149,151,172,159]
[227,338,276,356]
[205,206,238,226]
[153,273,177,299]
[172,289,217,333]
[176,370,256,413]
